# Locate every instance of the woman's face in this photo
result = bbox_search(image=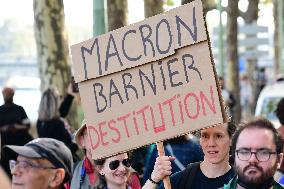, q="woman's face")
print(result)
[99,153,131,188]
[200,124,231,165]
